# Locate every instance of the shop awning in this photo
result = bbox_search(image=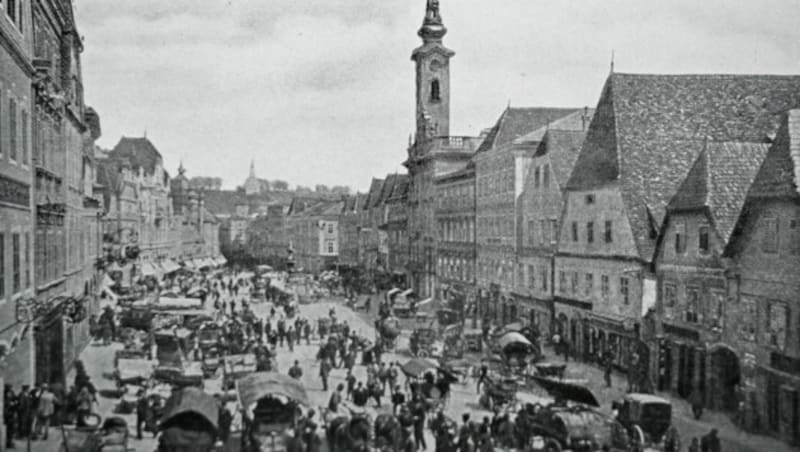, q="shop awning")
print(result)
[387,288,402,298]
[417,297,433,307]
[162,260,181,273]
[400,289,414,298]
